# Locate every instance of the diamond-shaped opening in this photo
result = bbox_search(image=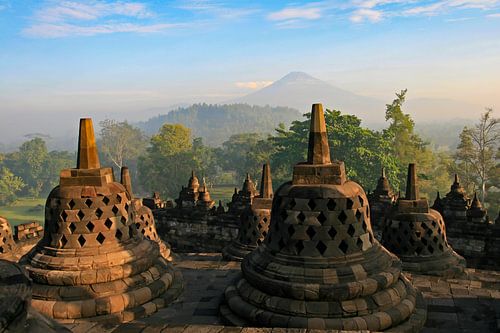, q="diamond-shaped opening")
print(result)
[297,212,306,222]
[306,226,316,239]
[433,236,438,243]
[317,212,327,223]
[77,235,86,247]
[327,199,336,211]
[355,209,362,222]
[263,217,268,223]
[403,229,409,236]
[104,218,113,229]
[145,220,149,226]
[262,230,267,238]
[346,198,354,210]
[280,210,288,221]
[361,221,367,232]
[141,229,146,234]
[422,238,428,245]
[0,247,3,254]
[338,210,347,224]
[129,226,134,238]
[115,229,123,240]
[437,228,442,234]
[415,231,421,238]
[422,223,428,230]
[439,244,444,251]
[124,203,129,211]
[116,194,122,203]
[257,239,263,245]
[252,230,257,237]
[289,198,296,209]
[86,221,95,232]
[60,235,68,248]
[316,240,327,255]
[347,224,356,237]
[95,208,103,218]
[288,224,295,236]
[85,199,93,208]
[69,223,76,233]
[77,210,85,221]
[356,237,363,249]
[121,216,127,224]
[415,246,423,255]
[295,240,304,253]
[426,229,433,236]
[112,205,119,214]
[60,211,68,221]
[68,200,76,209]
[431,221,437,228]
[409,222,414,229]
[307,199,316,211]
[358,196,364,207]
[135,223,141,229]
[258,223,263,230]
[96,232,105,244]
[147,235,151,240]
[427,245,434,254]
[328,226,337,238]
[103,196,110,205]
[339,240,348,254]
